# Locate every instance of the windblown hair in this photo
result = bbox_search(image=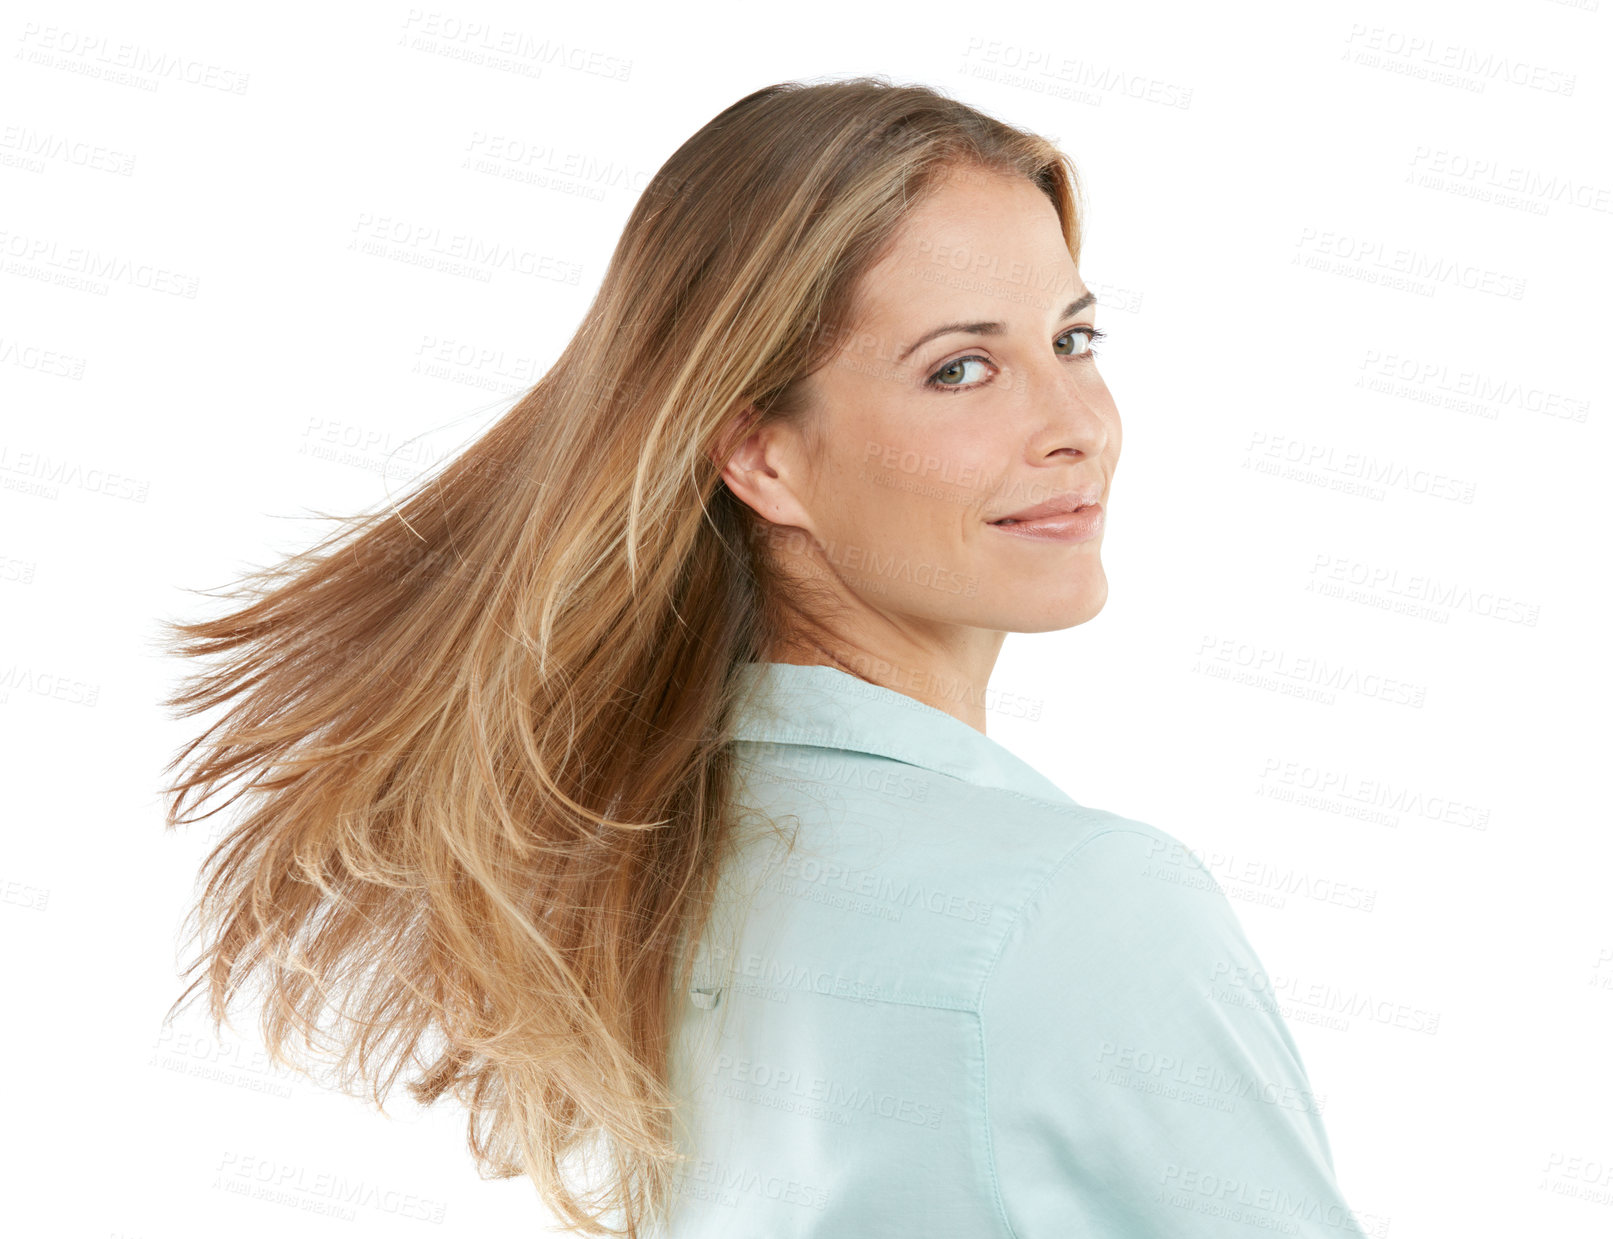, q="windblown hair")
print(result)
[158,74,1085,1236]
